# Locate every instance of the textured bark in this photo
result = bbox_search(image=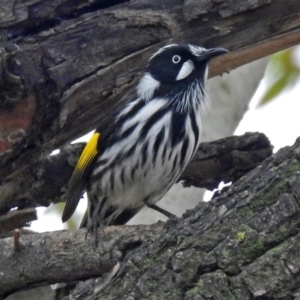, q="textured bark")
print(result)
[0,0,299,181]
[0,208,37,232]
[1,138,300,299]
[0,0,298,225]
[181,132,272,190]
[0,0,300,299]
